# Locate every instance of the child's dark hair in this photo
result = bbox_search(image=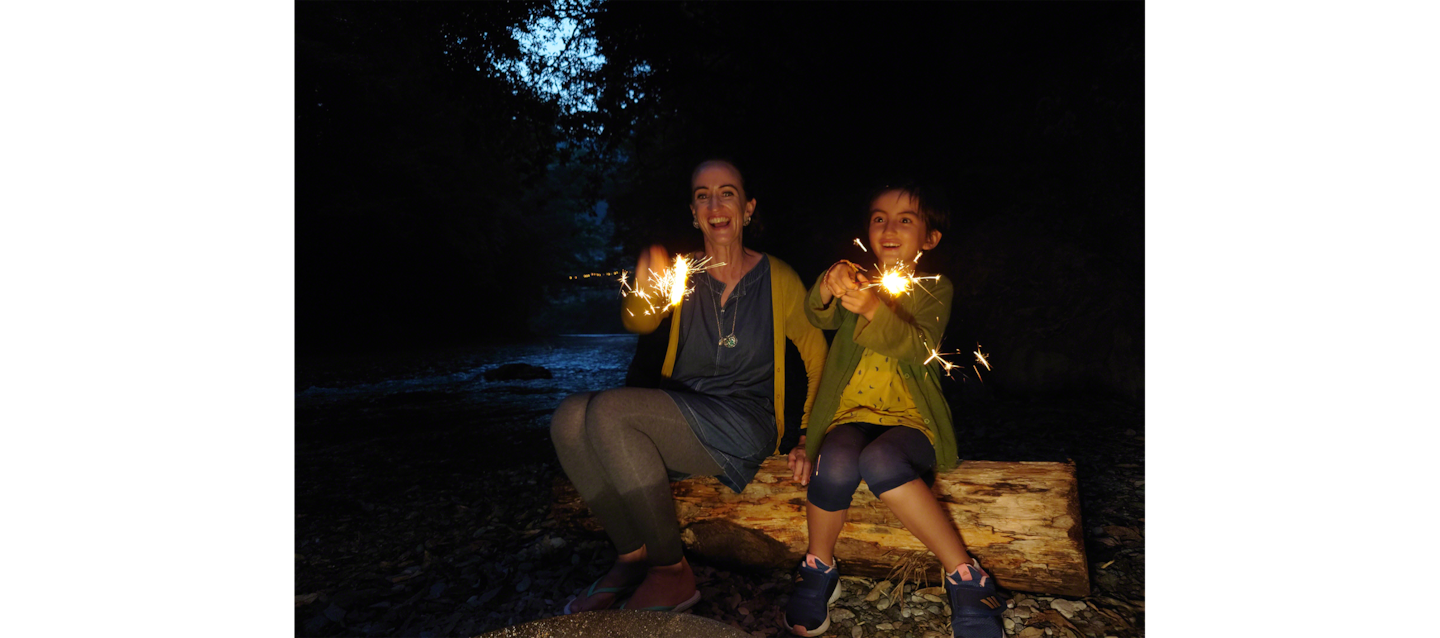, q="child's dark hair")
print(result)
[865,180,951,234]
